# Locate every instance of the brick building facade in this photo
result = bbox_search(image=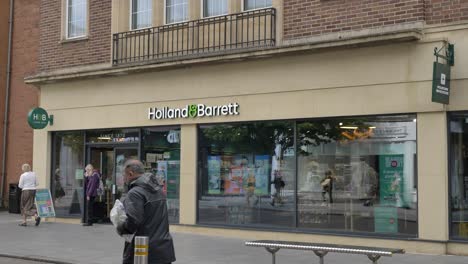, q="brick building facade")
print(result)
[24,0,468,256]
[0,0,40,206]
